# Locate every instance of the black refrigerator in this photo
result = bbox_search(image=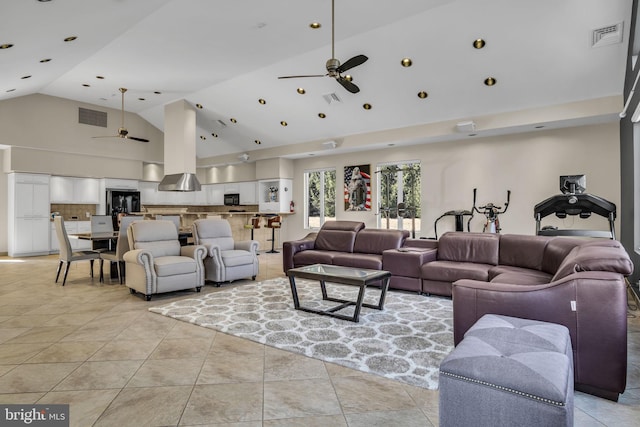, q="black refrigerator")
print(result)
[106,189,141,229]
